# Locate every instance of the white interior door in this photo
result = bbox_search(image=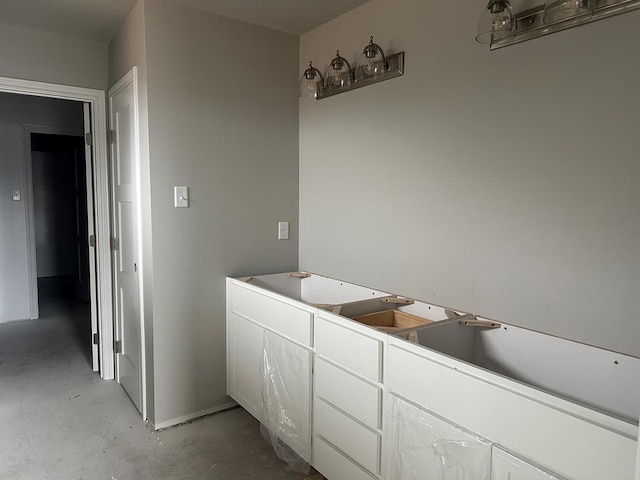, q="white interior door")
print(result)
[109,74,142,412]
[83,103,100,372]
